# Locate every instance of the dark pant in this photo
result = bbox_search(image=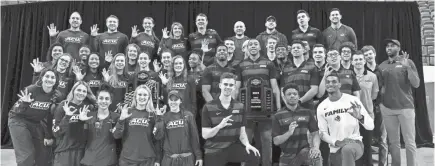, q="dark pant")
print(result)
[119,158,156,166]
[244,120,273,166]
[320,141,330,166]
[161,153,195,166]
[54,148,85,166]
[356,125,373,166]
[8,117,49,166]
[204,143,259,166]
